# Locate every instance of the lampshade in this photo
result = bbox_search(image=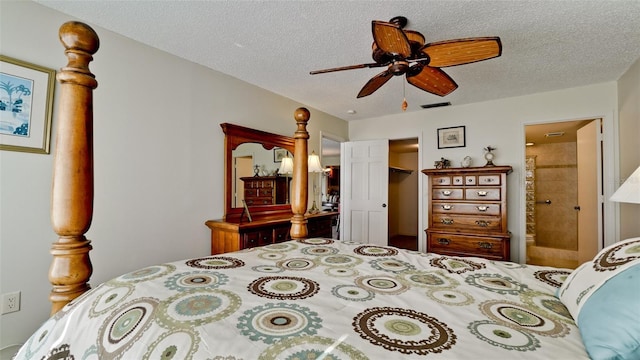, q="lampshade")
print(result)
[308,151,323,173]
[610,165,640,204]
[279,156,293,175]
